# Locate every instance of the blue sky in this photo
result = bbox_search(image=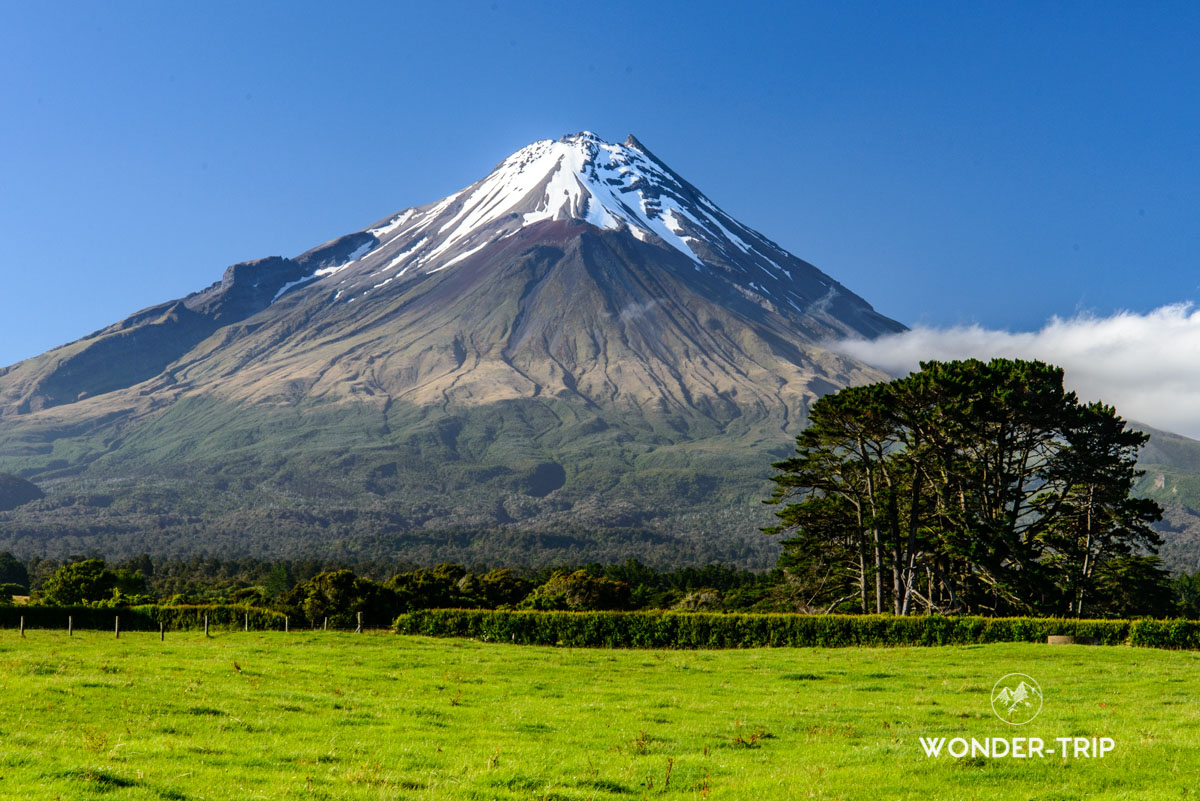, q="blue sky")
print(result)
[3,1,1199,369]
